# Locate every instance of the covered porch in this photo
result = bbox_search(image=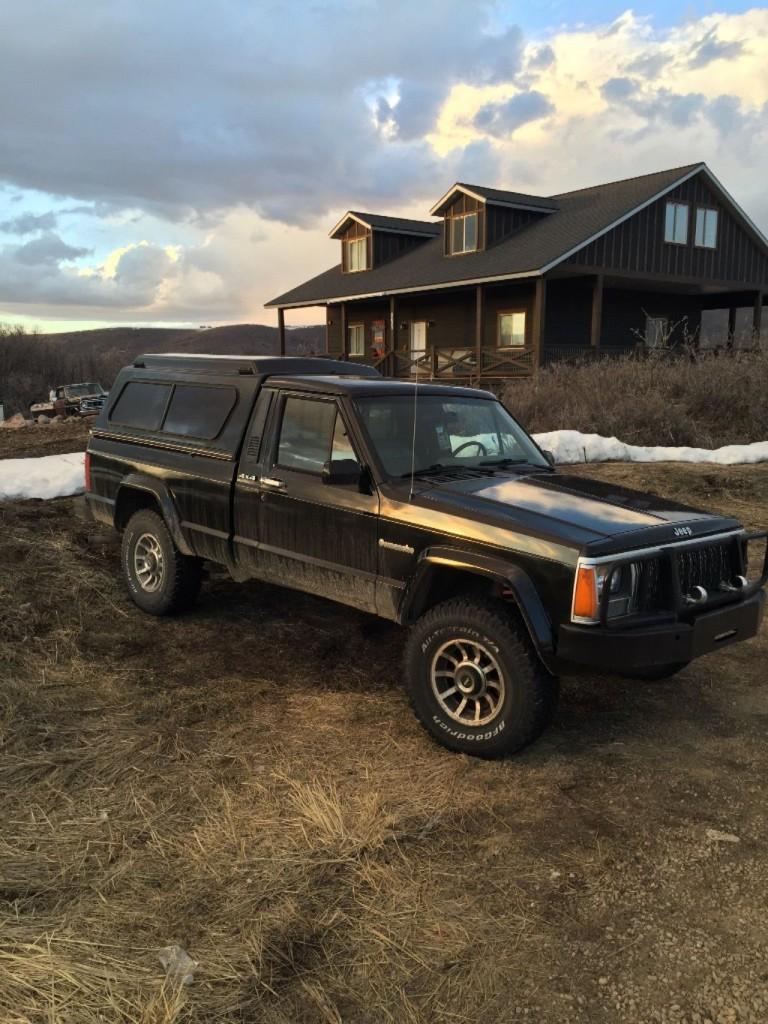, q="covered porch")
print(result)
[276,272,764,380]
